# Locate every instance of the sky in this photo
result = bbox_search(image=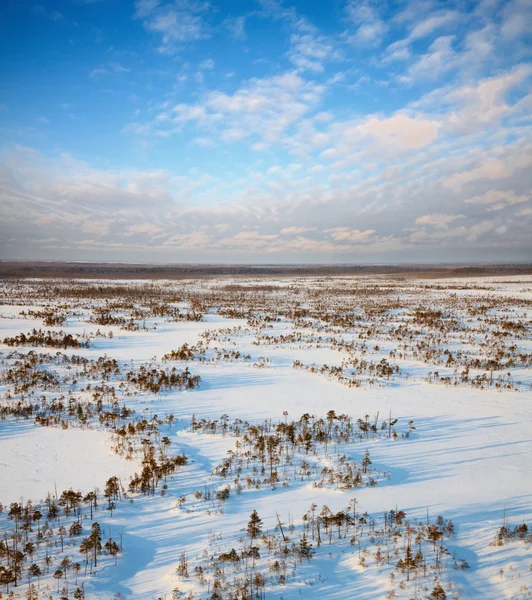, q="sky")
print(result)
[0,0,531,264]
